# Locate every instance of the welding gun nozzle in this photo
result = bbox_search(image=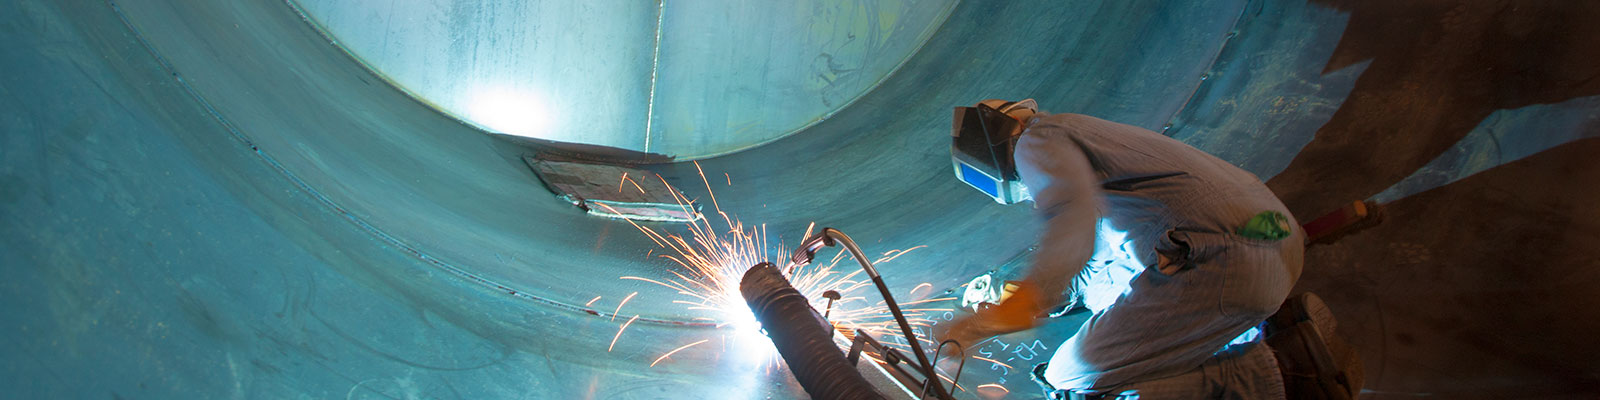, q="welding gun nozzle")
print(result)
[790,232,833,267]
